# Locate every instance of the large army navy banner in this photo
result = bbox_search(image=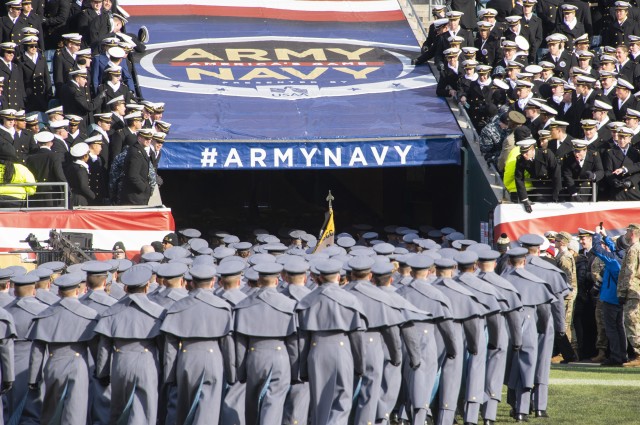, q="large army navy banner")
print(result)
[122,0,463,169]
